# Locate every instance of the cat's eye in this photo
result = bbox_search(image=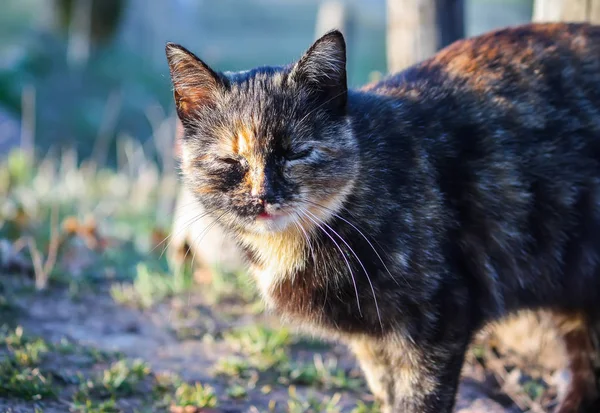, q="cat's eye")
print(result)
[286,147,313,161]
[219,157,241,166]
